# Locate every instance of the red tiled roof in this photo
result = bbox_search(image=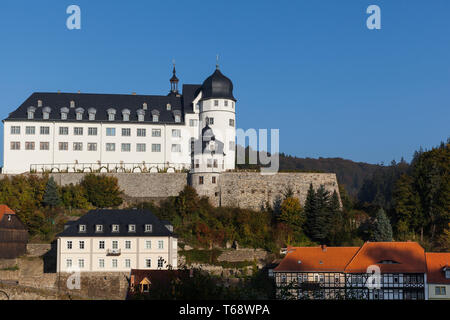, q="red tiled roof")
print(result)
[274,246,360,272]
[426,253,450,284]
[0,205,15,223]
[344,242,427,273]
